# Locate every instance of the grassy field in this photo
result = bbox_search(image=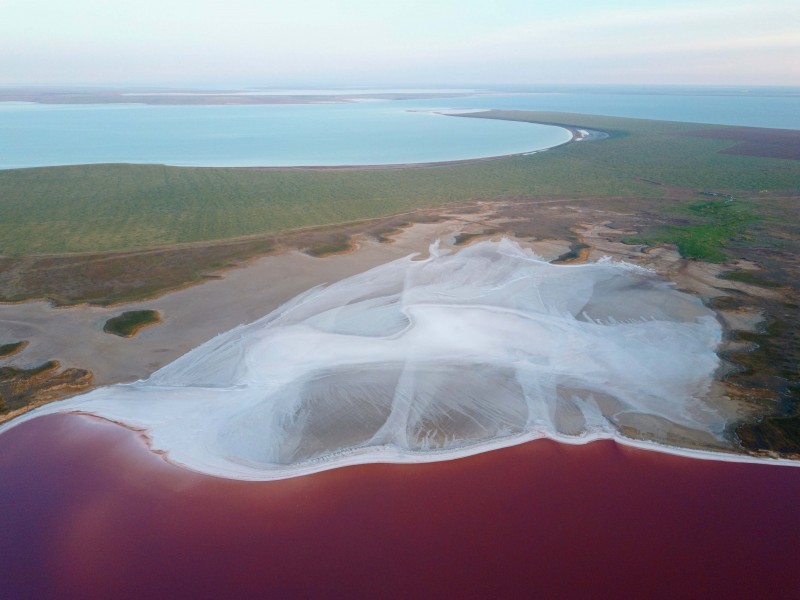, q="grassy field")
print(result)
[624,198,759,262]
[1,111,798,255]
